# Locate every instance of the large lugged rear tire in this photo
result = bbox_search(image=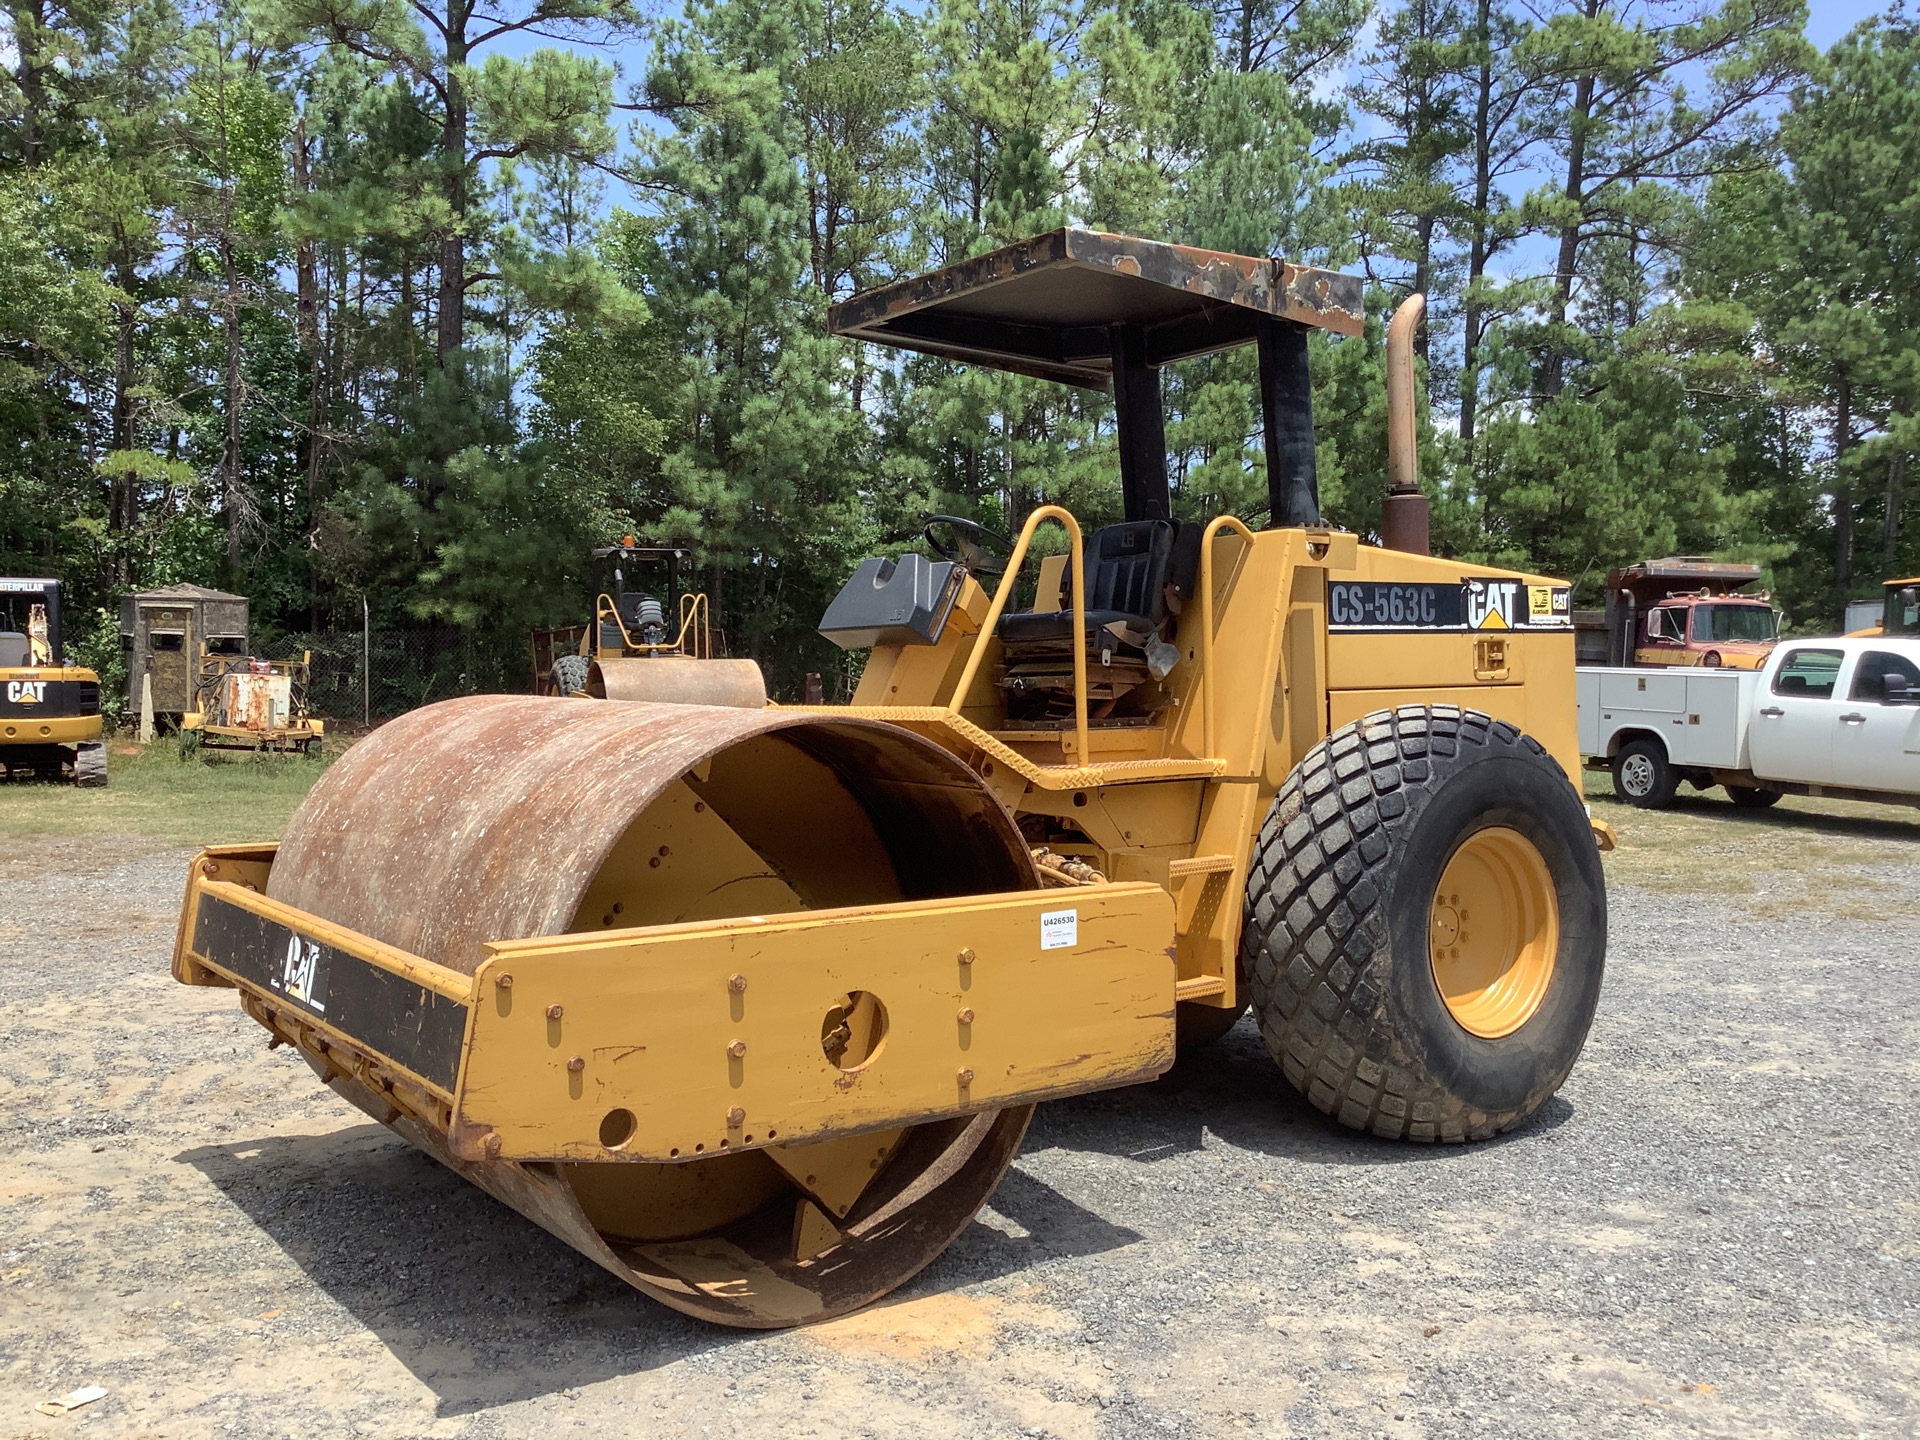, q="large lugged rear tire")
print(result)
[1241,706,1606,1142]
[547,653,592,697]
